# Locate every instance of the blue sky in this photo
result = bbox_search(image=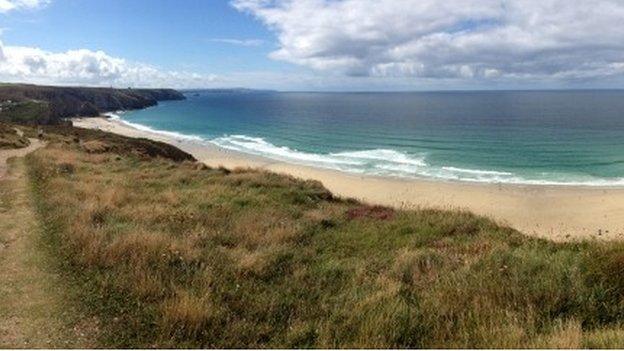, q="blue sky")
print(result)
[1,0,292,76]
[1,0,624,90]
